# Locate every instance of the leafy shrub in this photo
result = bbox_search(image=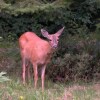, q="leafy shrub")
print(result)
[47,39,100,82]
[0,0,99,41]
[5,32,17,41]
